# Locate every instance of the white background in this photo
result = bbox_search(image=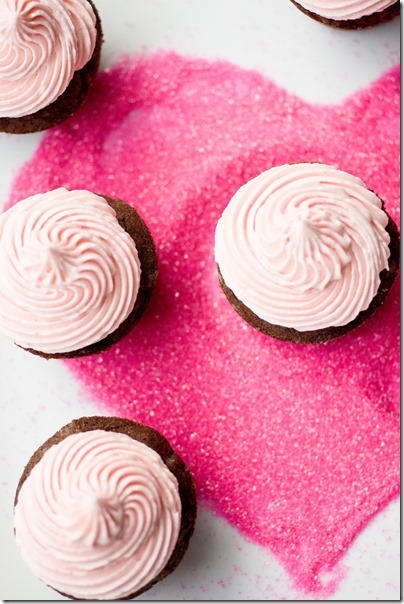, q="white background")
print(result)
[0,0,400,600]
